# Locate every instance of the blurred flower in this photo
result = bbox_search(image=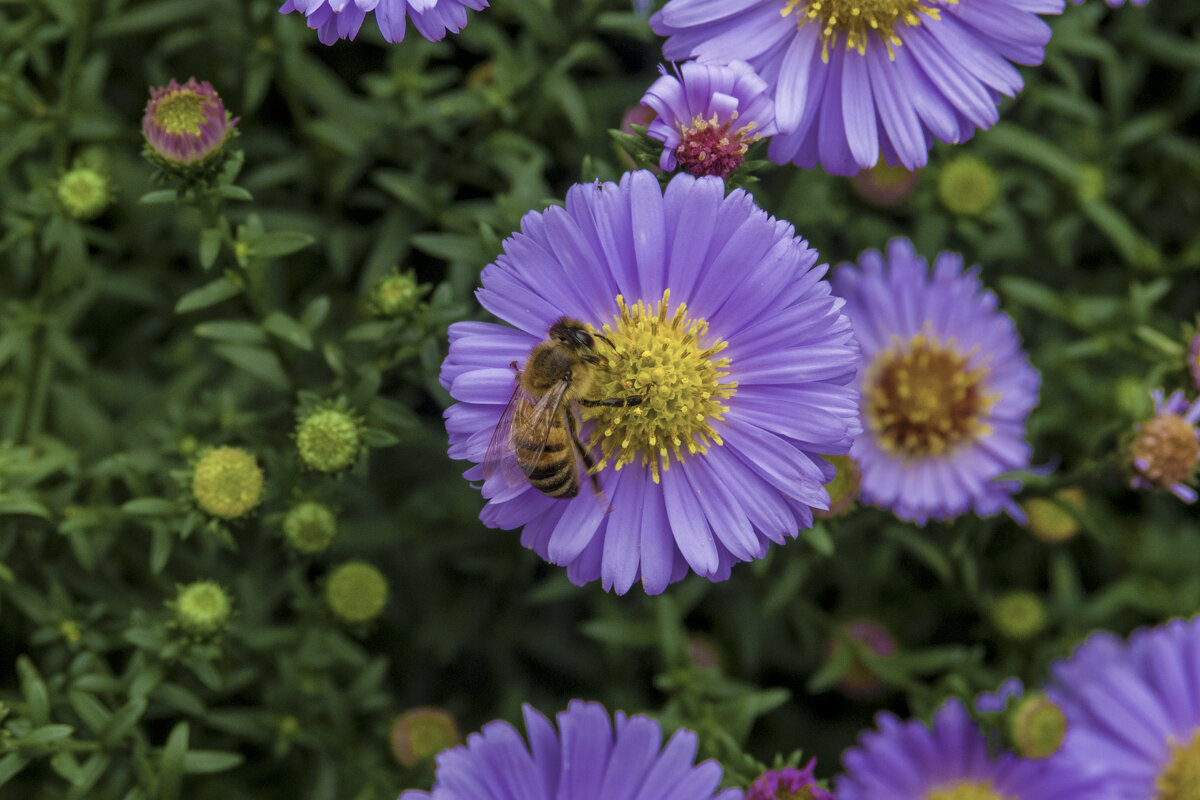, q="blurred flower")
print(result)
[641,60,777,179]
[171,581,232,636]
[440,171,860,594]
[1023,487,1086,544]
[391,707,460,766]
[142,78,237,174]
[1129,389,1200,502]
[368,268,425,317]
[282,501,338,554]
[398,699,743,800]
[832,239,1039,524]
[748,760,833,800]
[296,401,364,473]
[56,166,111,220]
[813,454,860,519]
[1047,617,1200,799]
[279,0,488,45]
[990,590,1048,641]
[825,618,897,701]
[325,561,388,623]
[651,0,1063,176]
[192,446,264,520]
[1010,694,1068,760]
[849,162,919,207]
[938,156,999,217]
[837,698,1101,800]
